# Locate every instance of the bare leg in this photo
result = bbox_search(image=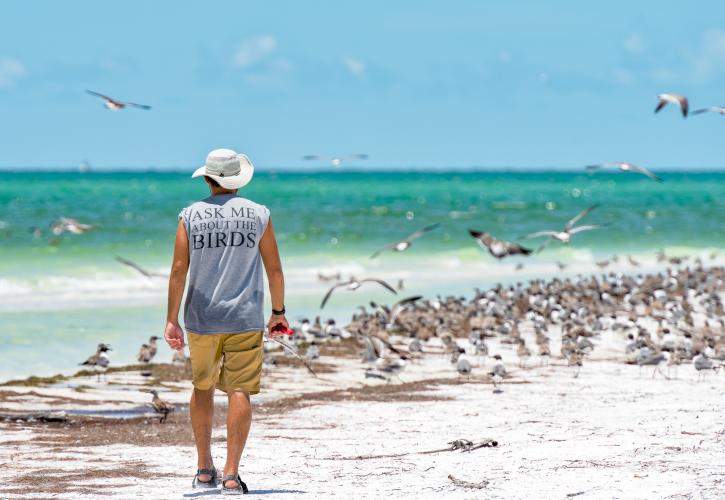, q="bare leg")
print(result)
[224,390,252,487]
[191,387,215,481]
